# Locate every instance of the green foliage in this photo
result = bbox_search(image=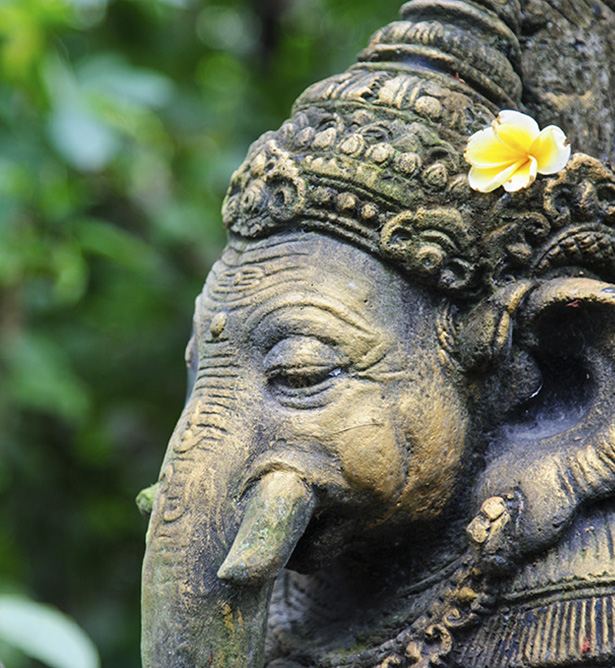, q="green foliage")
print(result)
[0,595,100,668]
[0,0,401,665]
